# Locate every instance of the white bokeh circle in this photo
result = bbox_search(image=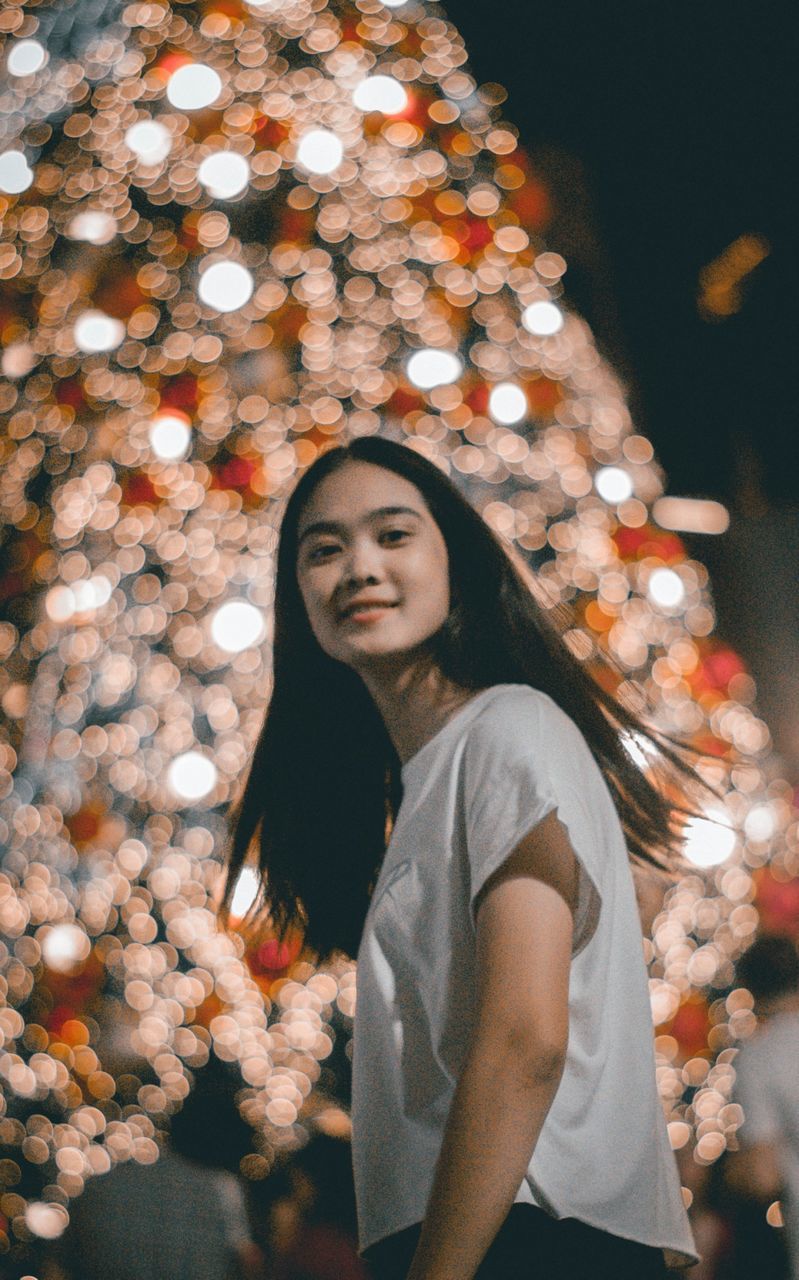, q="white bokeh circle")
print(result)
[522,300,564,336]
[744,804,776,842]
[198,261,254,312]
[595,467,634,503]
[353,75,408,114]
[406,348,462,390]
[647,567,685,609]
[683,815,737,869]
[125,120,172,164]
[149,414,191,461]
[168,752,218,801]
[68,210,117,244]
[297,129,344,175]
[0,149,34,194]
[74,311,125,353]
[167,63,222,110]
[211,601,266,653]
[42,923,91,973]
[198,150,250,198]
[488,382,527,424]
[7,40,47,76]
